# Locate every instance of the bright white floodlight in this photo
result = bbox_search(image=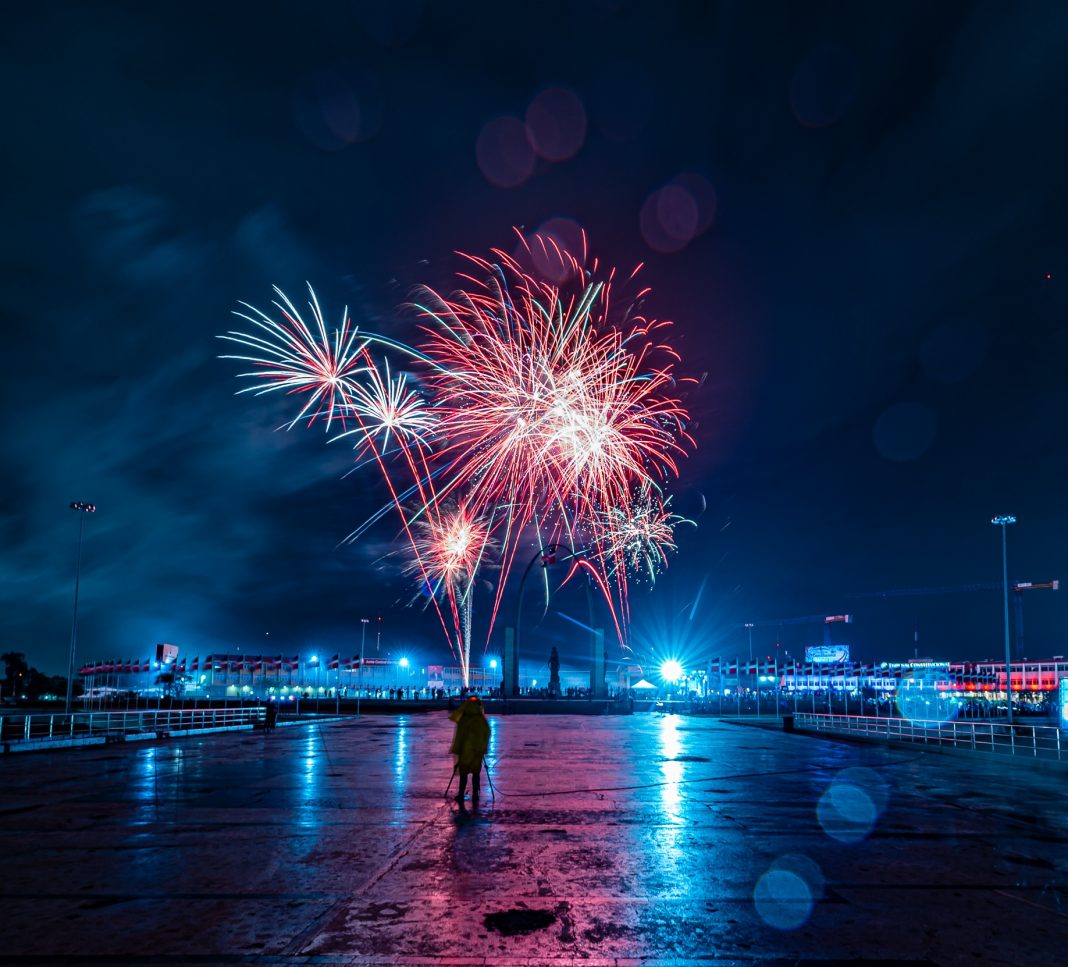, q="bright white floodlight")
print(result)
[660,659,683,683]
